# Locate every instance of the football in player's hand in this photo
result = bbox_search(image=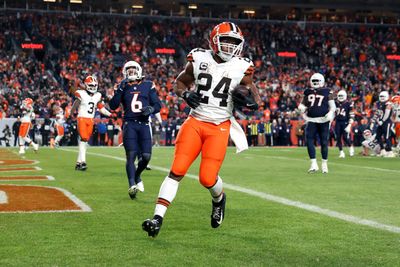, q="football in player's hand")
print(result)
[232,85,250,98]
[232,85,258,110]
